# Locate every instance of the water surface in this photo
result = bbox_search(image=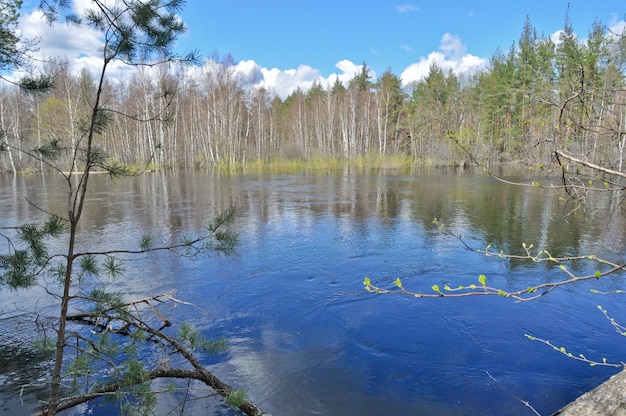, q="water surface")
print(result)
[1,169,625,415]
